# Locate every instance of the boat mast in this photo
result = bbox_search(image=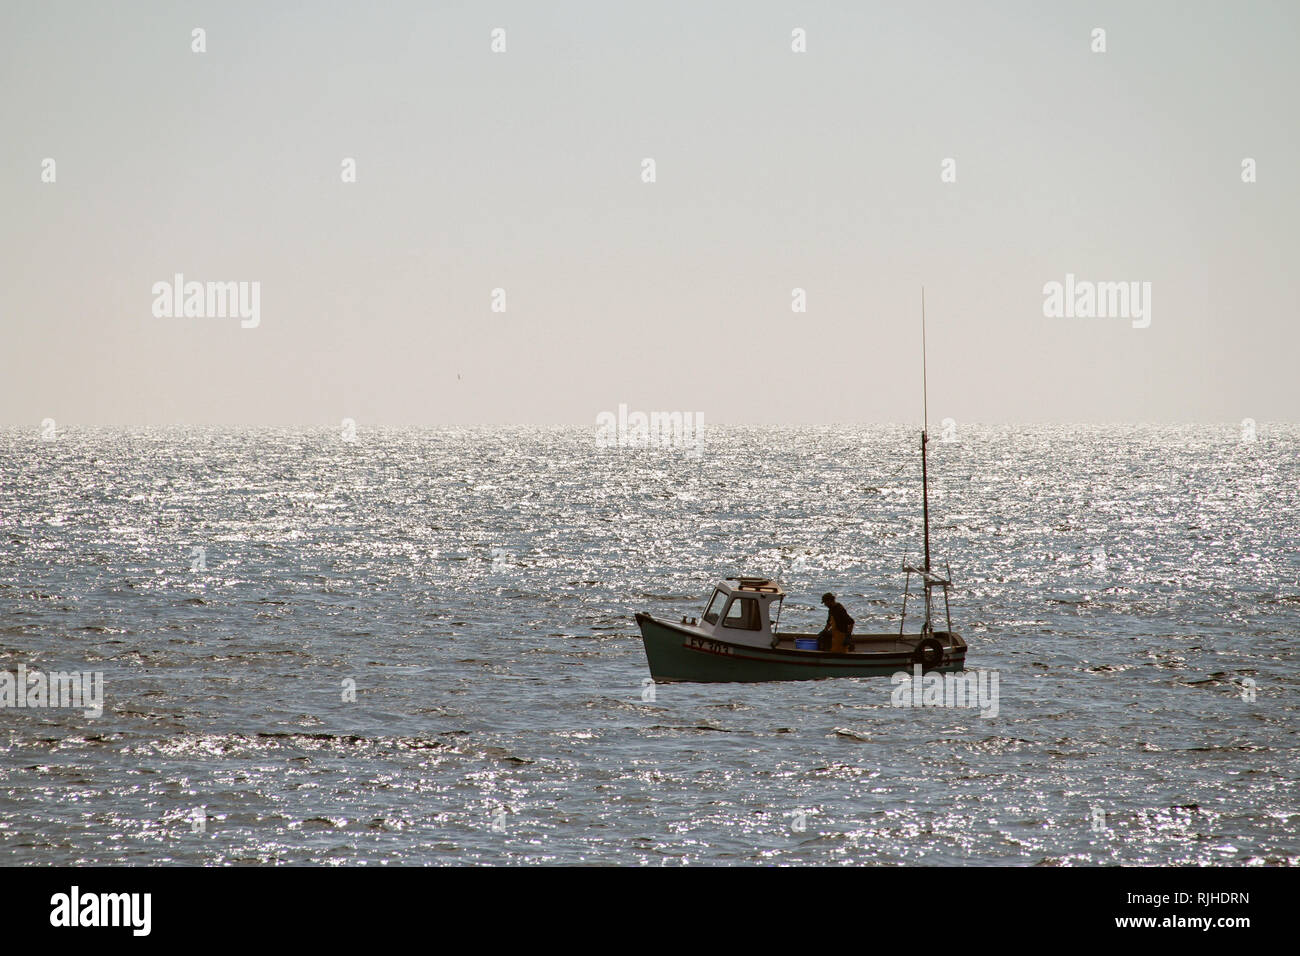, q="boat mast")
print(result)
[921,288,931,577]
[920,288,933,634]
[899,287,953,640]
